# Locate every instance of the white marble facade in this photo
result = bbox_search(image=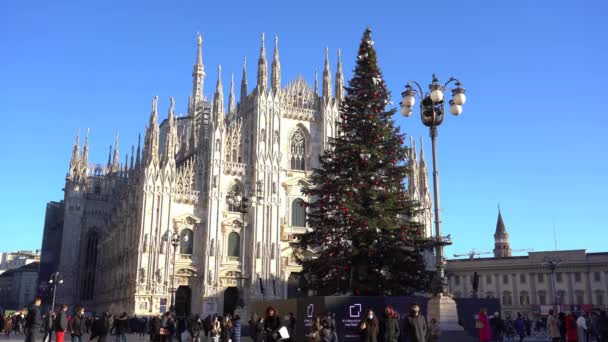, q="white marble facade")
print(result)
[52,34,433,316]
